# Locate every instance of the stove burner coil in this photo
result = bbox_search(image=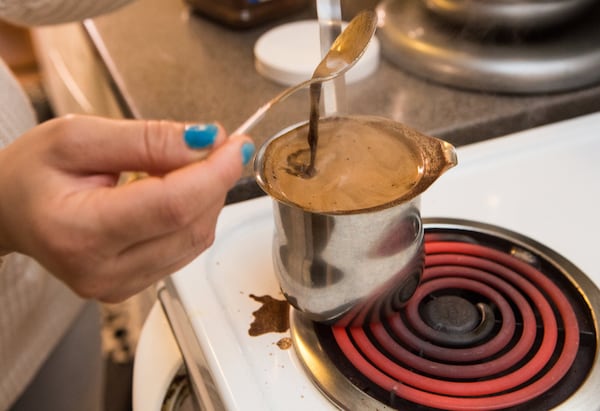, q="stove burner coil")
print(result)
[290,220,600,411]
[333,241,579,409]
